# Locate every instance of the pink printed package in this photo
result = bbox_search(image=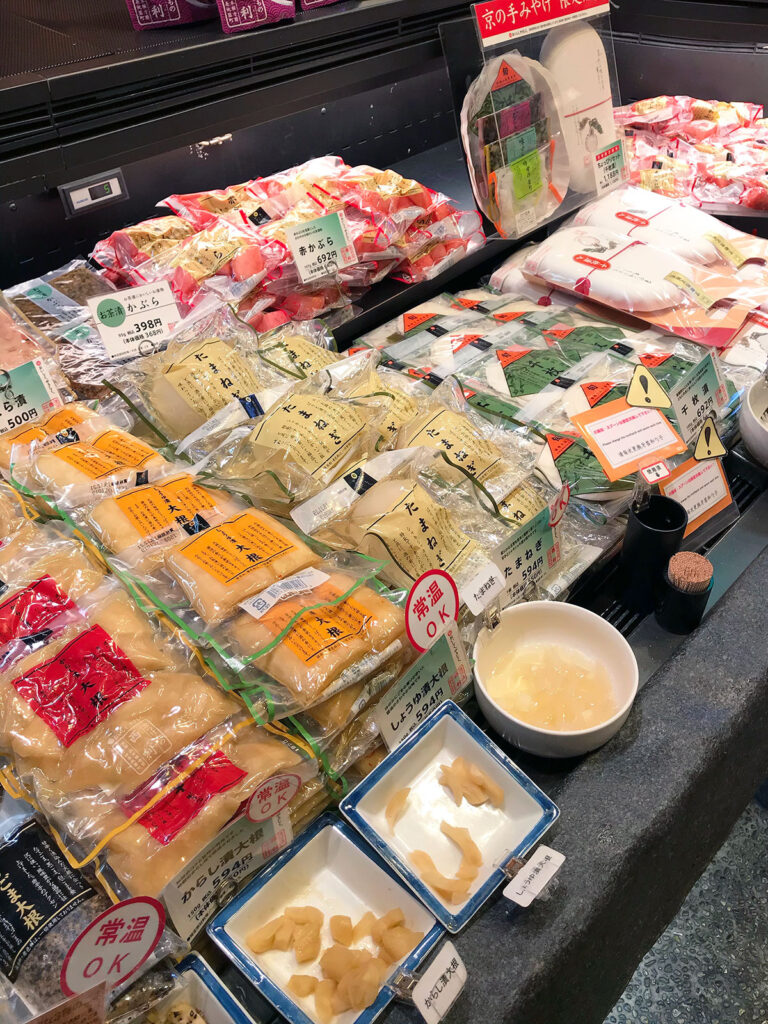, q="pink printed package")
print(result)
[123,0,218,30]
[215,0,295,31]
